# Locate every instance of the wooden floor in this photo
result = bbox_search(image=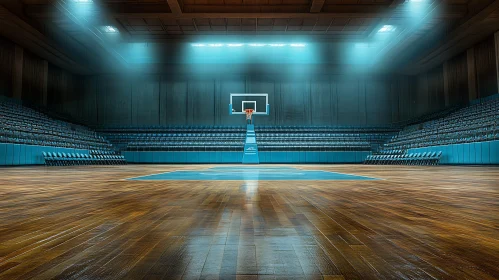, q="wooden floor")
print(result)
[0,165,498,280]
